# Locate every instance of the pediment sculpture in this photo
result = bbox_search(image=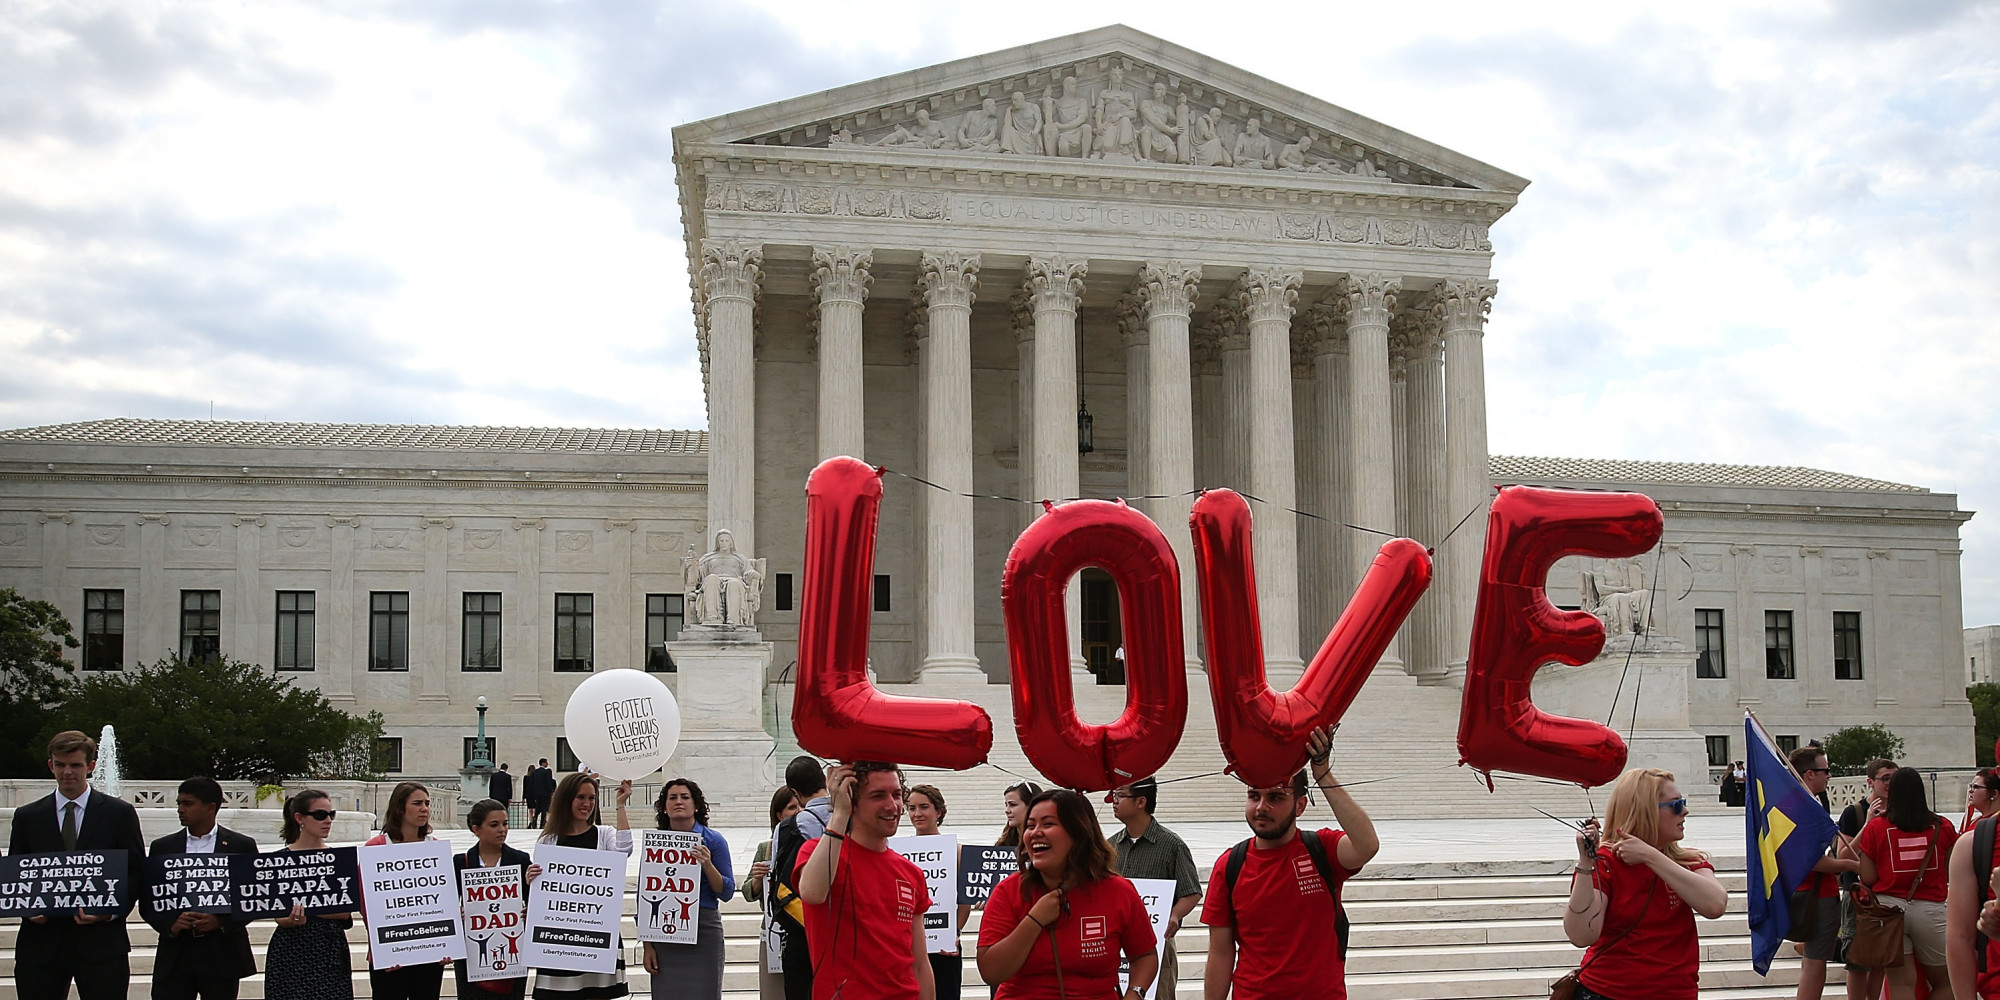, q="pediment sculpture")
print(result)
[683,530,765,630]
